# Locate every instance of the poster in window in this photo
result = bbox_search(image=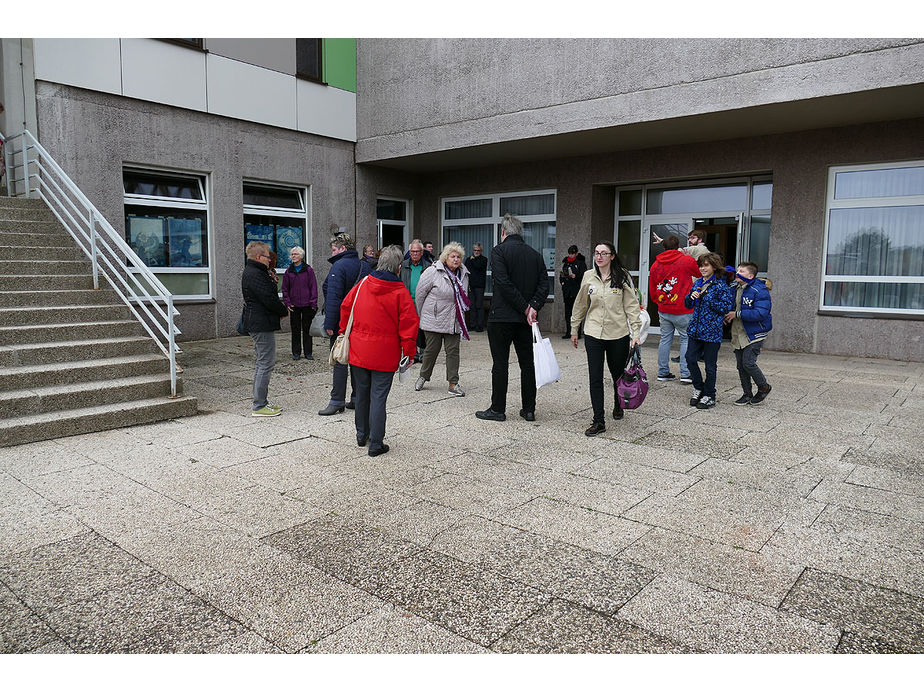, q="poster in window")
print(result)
[245,223,275,262]
[128,216,167,267]
[167,217,204,267]
[275,225,303,270]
